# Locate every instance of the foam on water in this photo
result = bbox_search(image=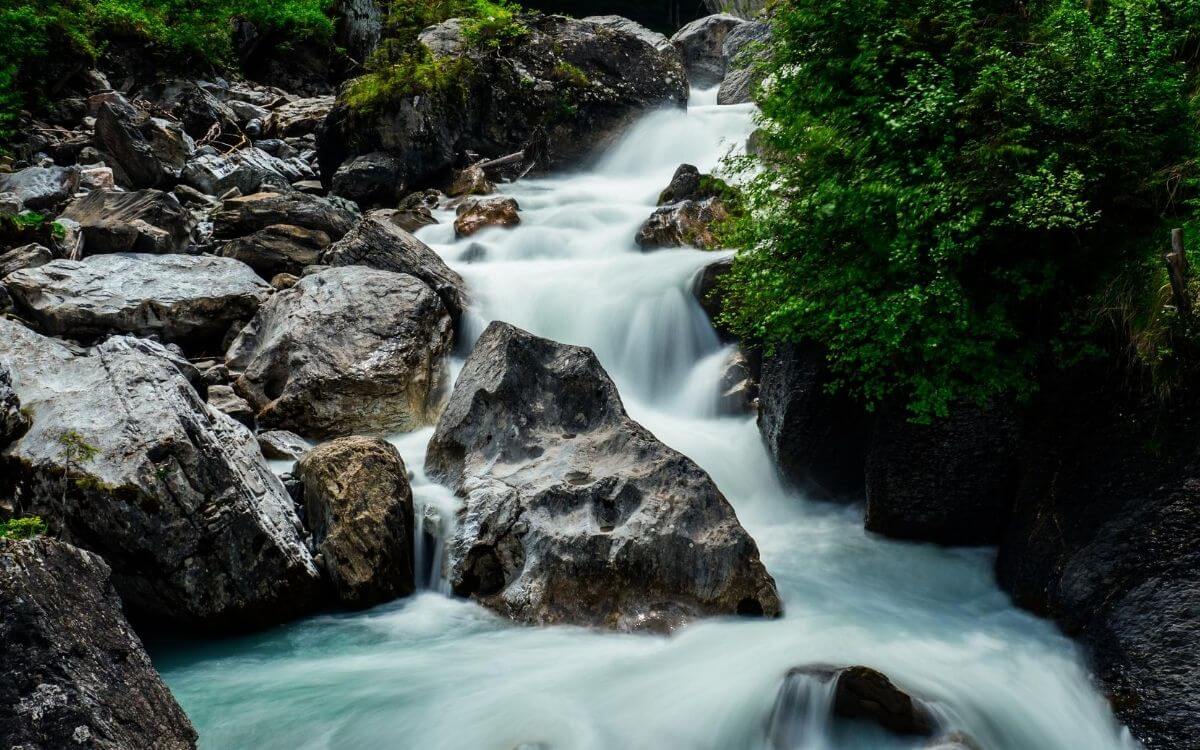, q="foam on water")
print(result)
[151,91,1140,750]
